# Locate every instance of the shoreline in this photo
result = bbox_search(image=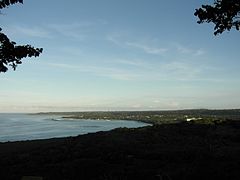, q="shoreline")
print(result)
[0,115,151,143]
[35,109,240,125]
[0,120,240,179]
